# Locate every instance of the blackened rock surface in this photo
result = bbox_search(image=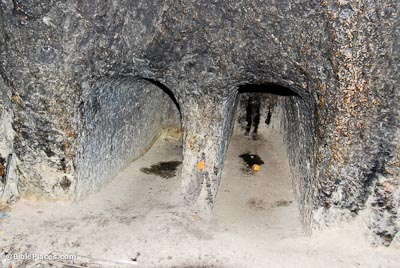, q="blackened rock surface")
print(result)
[140,160,182,179]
